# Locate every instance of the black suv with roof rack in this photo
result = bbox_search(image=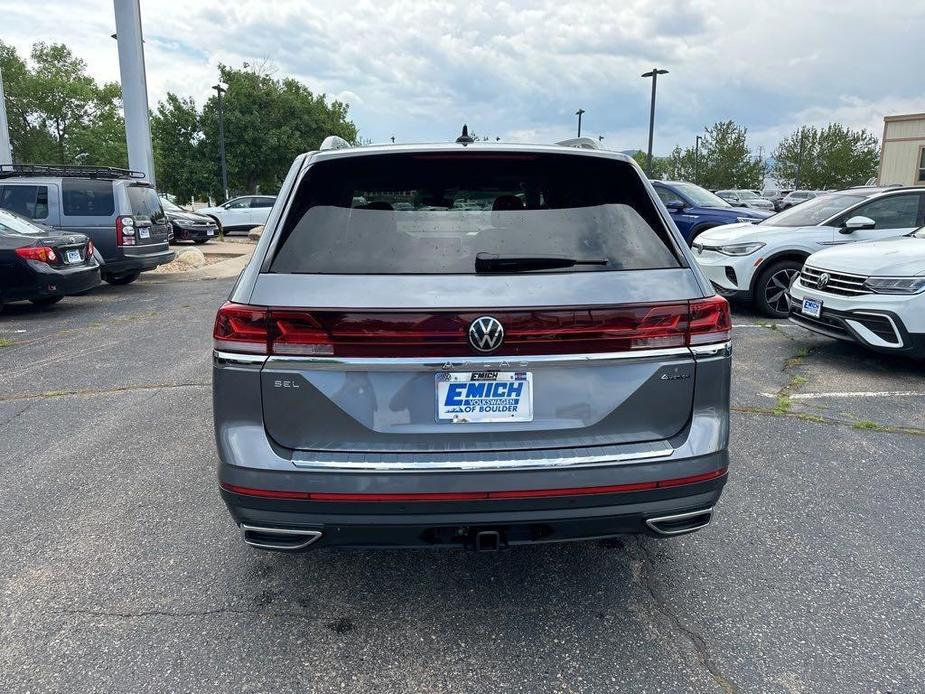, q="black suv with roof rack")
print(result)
[0,165,175,285]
